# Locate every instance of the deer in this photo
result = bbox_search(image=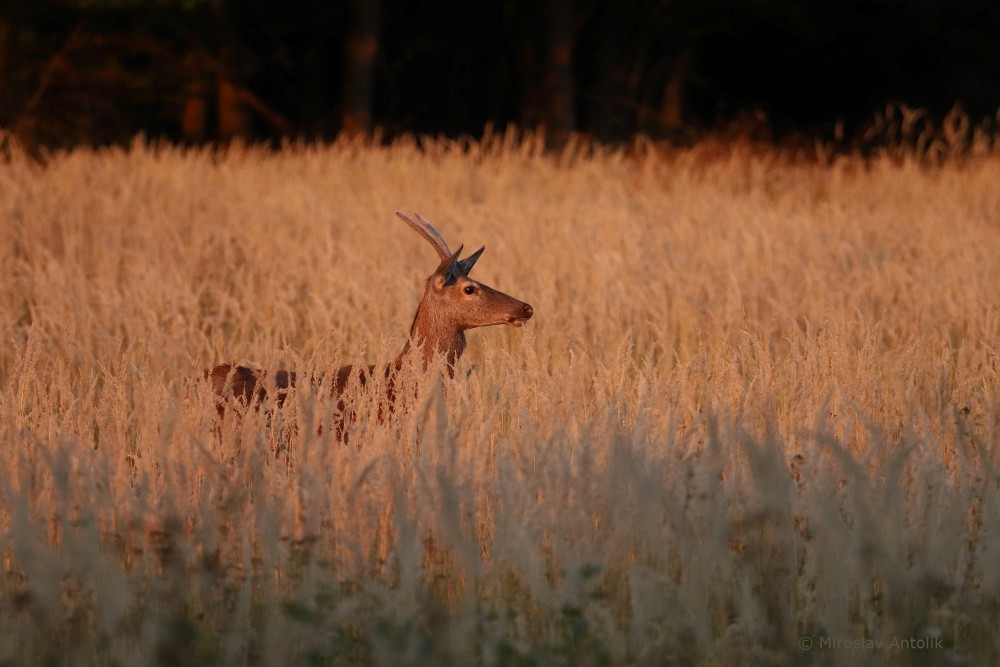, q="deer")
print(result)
[206,211,533,428]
